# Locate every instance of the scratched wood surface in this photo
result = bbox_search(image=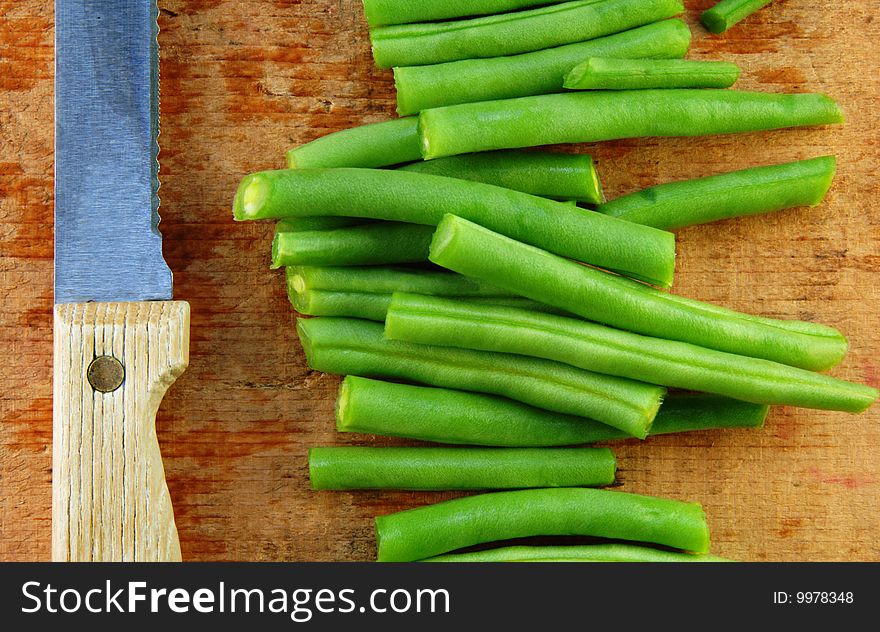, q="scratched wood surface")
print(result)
[1,0,878,561]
